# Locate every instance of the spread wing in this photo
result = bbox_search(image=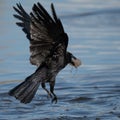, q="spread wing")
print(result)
[13,2,68,66]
